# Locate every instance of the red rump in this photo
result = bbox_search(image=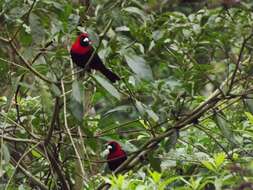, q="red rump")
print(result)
[106,141,127,171]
